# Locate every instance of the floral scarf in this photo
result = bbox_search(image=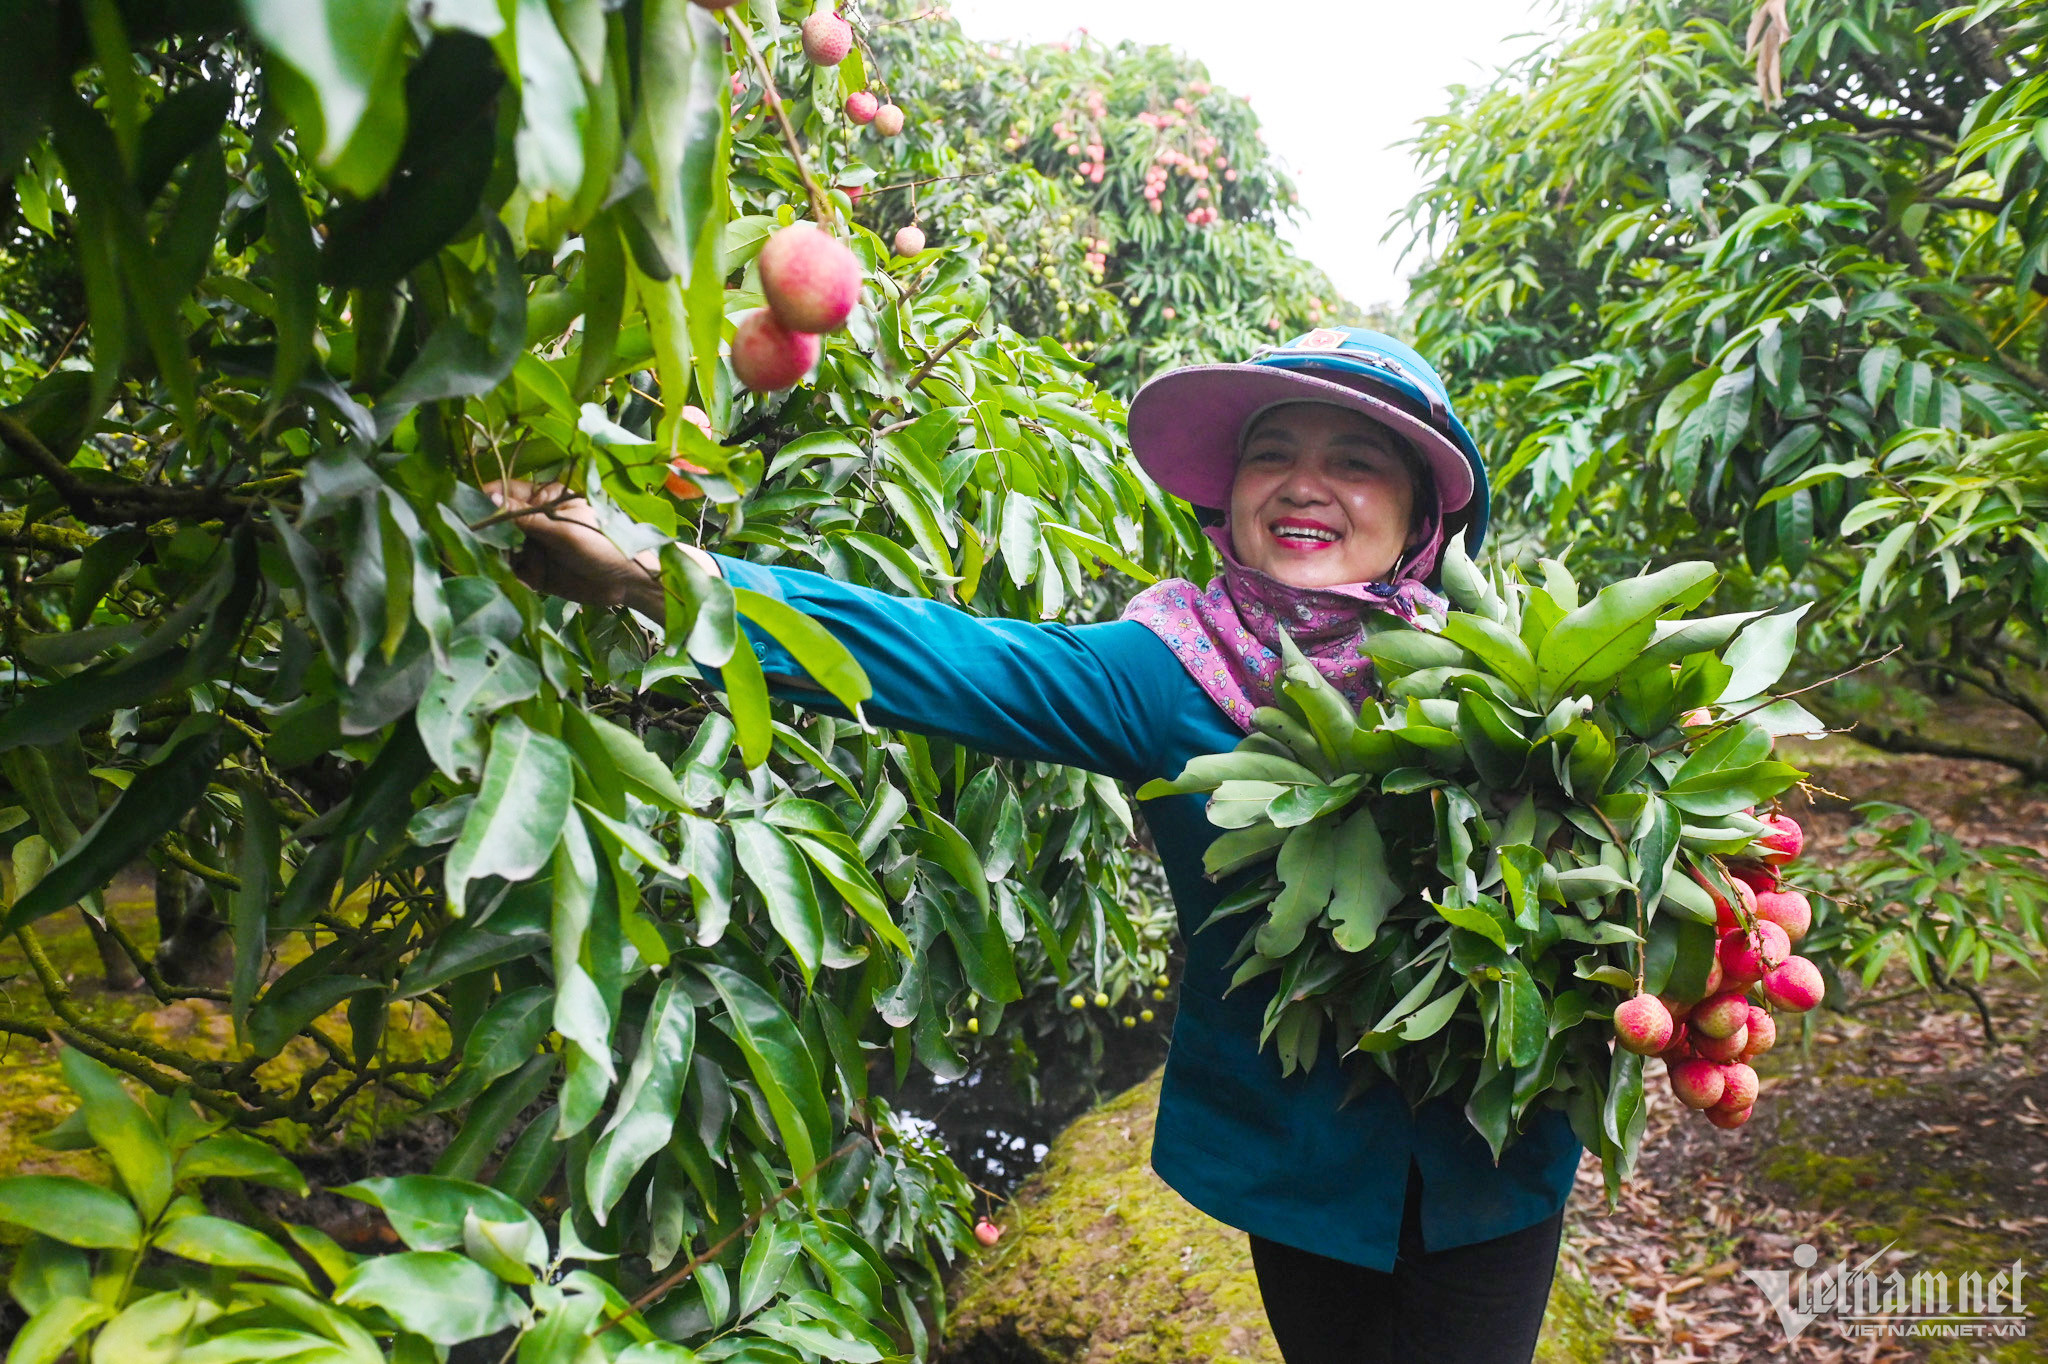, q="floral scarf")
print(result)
[1123,525,1449,732]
